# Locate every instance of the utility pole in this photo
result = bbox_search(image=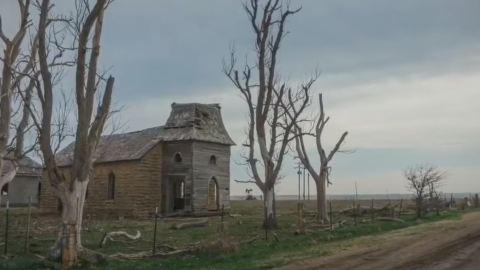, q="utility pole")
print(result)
[295,161,302,200]
[303,166,306,200]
